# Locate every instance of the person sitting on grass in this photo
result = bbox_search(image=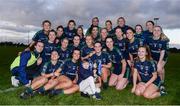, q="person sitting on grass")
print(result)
[90,41,112,89]
[48,49,80,97]
[20,50,63,99]
[106,37,130,90]
[10,41,44,87]
[131,46,166,99]
[78,60,102,100]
